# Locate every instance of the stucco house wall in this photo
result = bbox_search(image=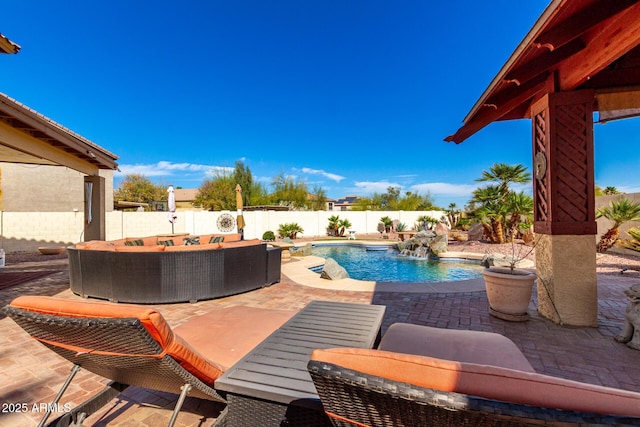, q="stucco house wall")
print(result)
[0,162,113,212]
